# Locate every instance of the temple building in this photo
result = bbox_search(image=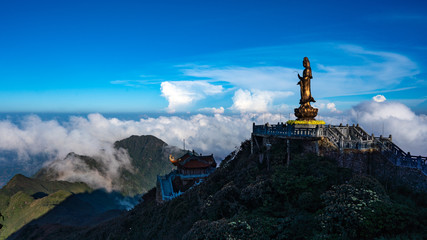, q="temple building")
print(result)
[156,151,216,203]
